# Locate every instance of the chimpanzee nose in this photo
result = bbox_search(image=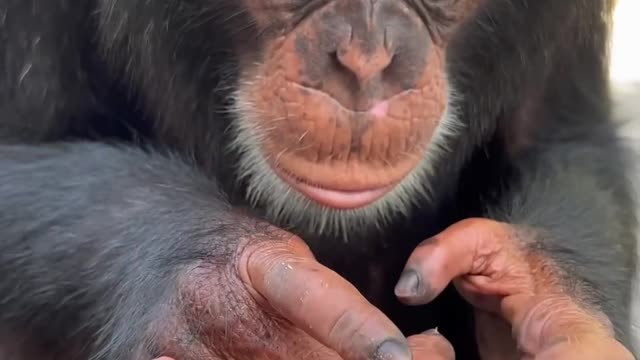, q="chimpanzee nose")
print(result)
[303,0,430,109]
[334,34,393,83]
